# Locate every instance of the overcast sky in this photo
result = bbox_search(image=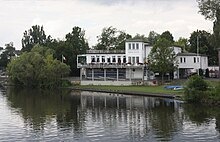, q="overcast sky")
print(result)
[0,0,213,50]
